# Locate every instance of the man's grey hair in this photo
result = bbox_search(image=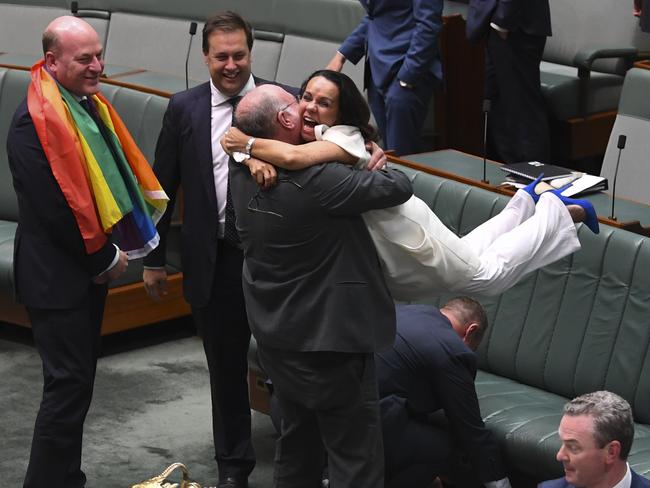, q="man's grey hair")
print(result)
[42,29,60,55]
[234,92,286,139]
[442,296,488,343]
[564,390,634,460]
